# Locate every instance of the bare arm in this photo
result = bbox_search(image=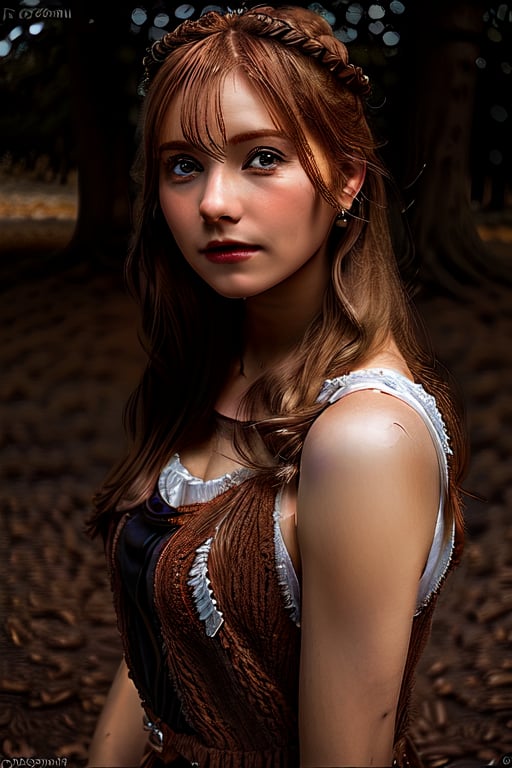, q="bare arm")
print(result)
[297,391,440,767]
[87,658,148,767]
